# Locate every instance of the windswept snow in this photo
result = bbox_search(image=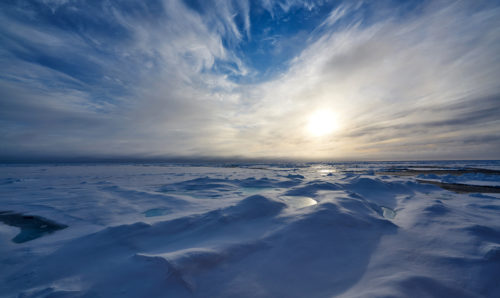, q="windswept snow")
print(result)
[1,161,499,297]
